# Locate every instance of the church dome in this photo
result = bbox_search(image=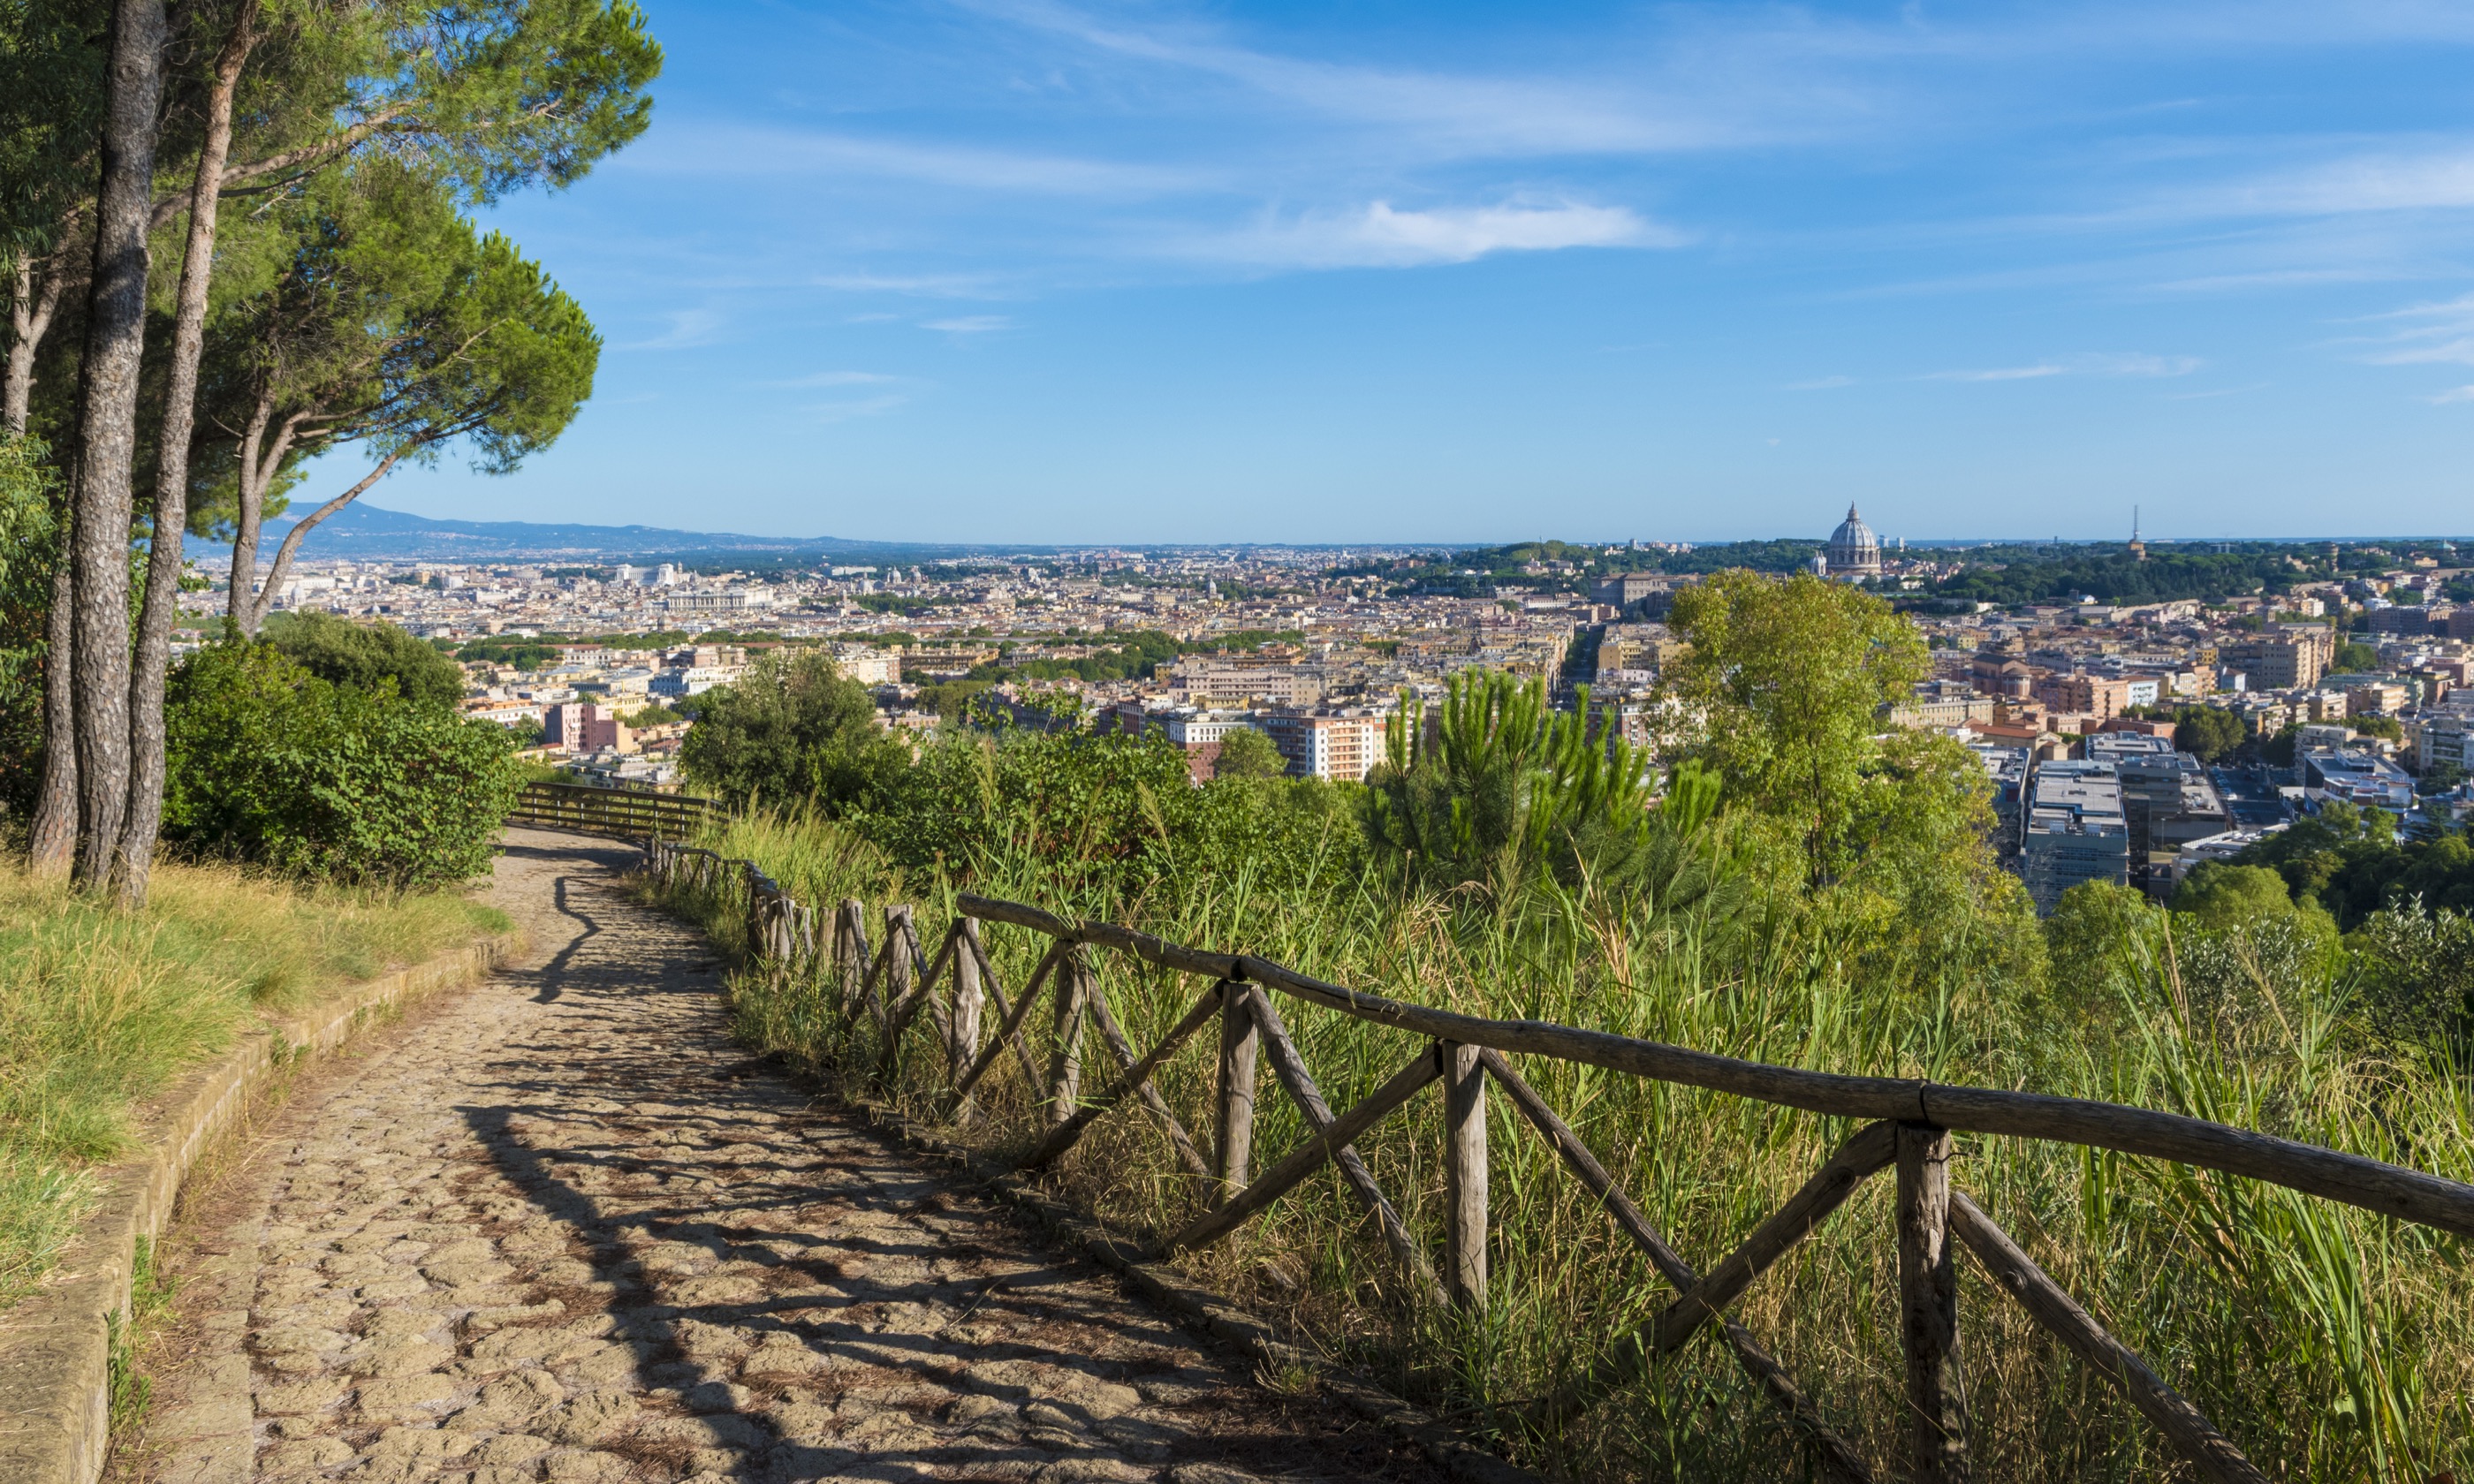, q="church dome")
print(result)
[1825,504,1882,575]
